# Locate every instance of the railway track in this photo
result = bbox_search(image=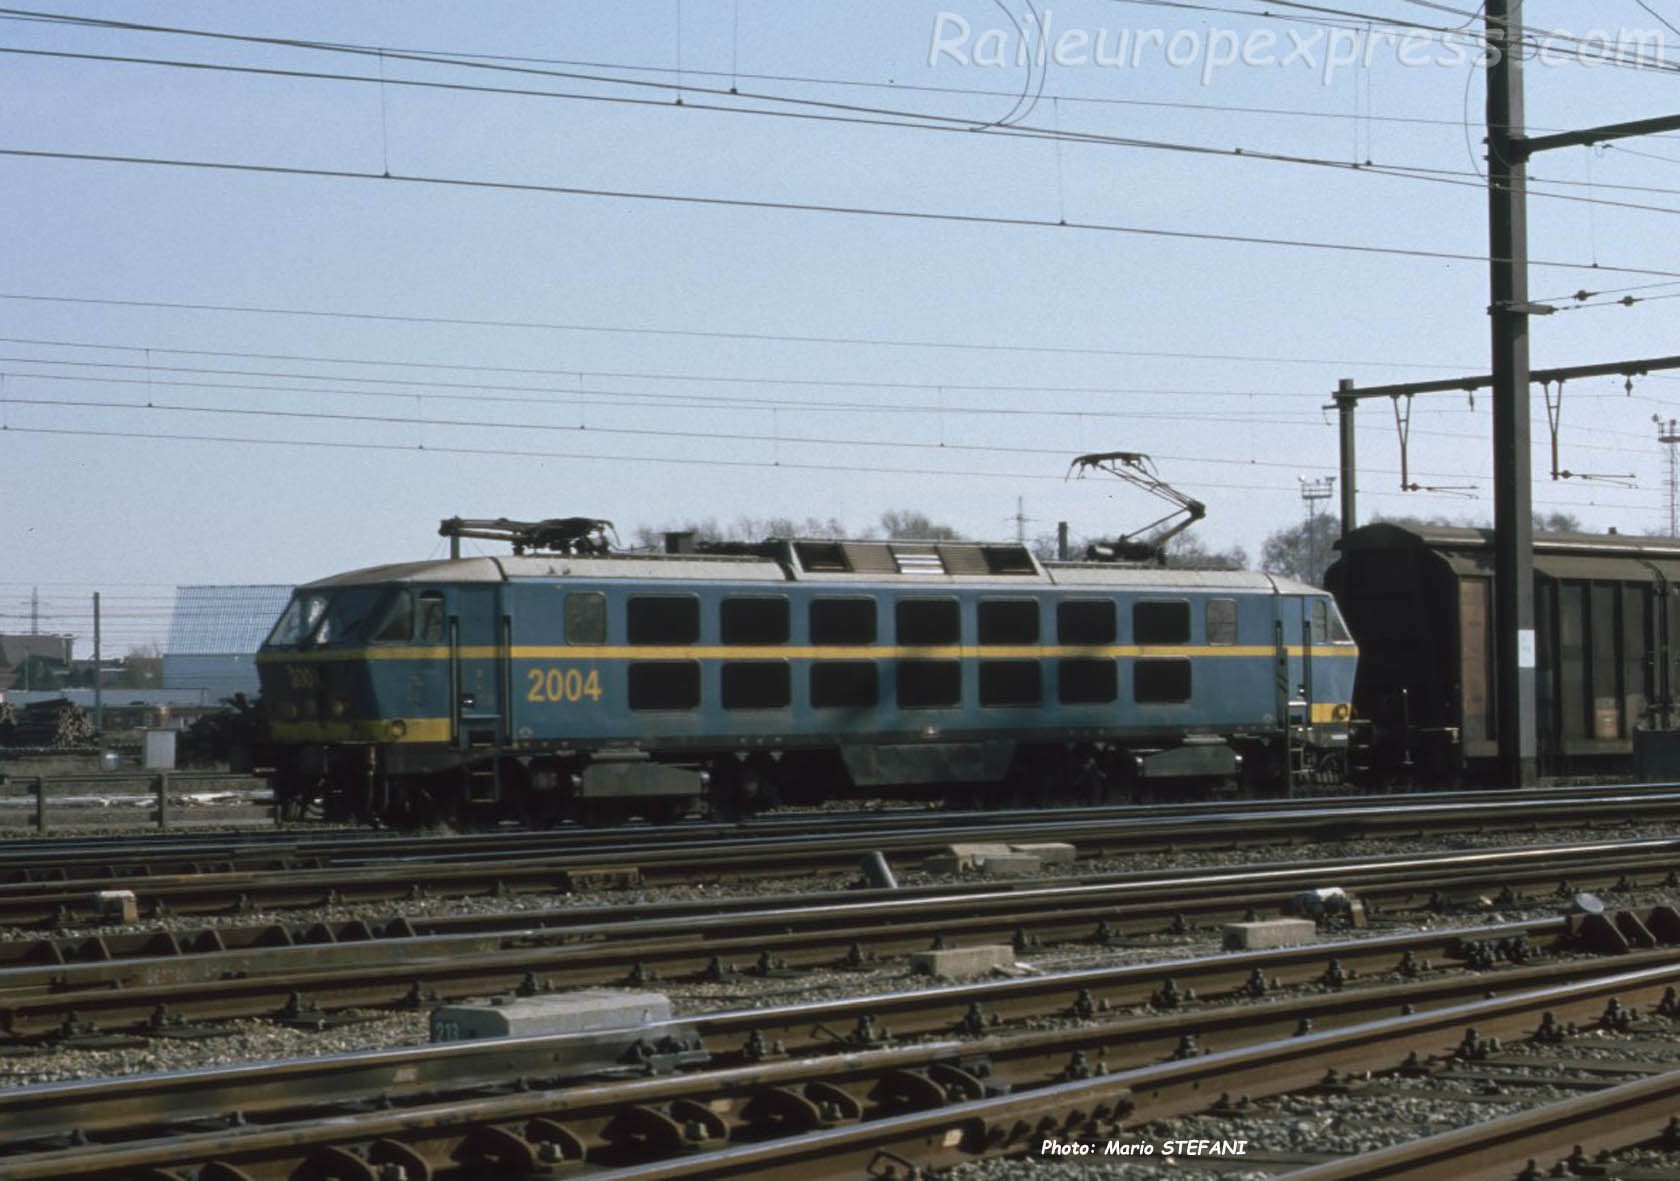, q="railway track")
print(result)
[4,787,1680,925]
[3,836,1677,1040]
[6,780,1680,876]
[5,913,1679,1178]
